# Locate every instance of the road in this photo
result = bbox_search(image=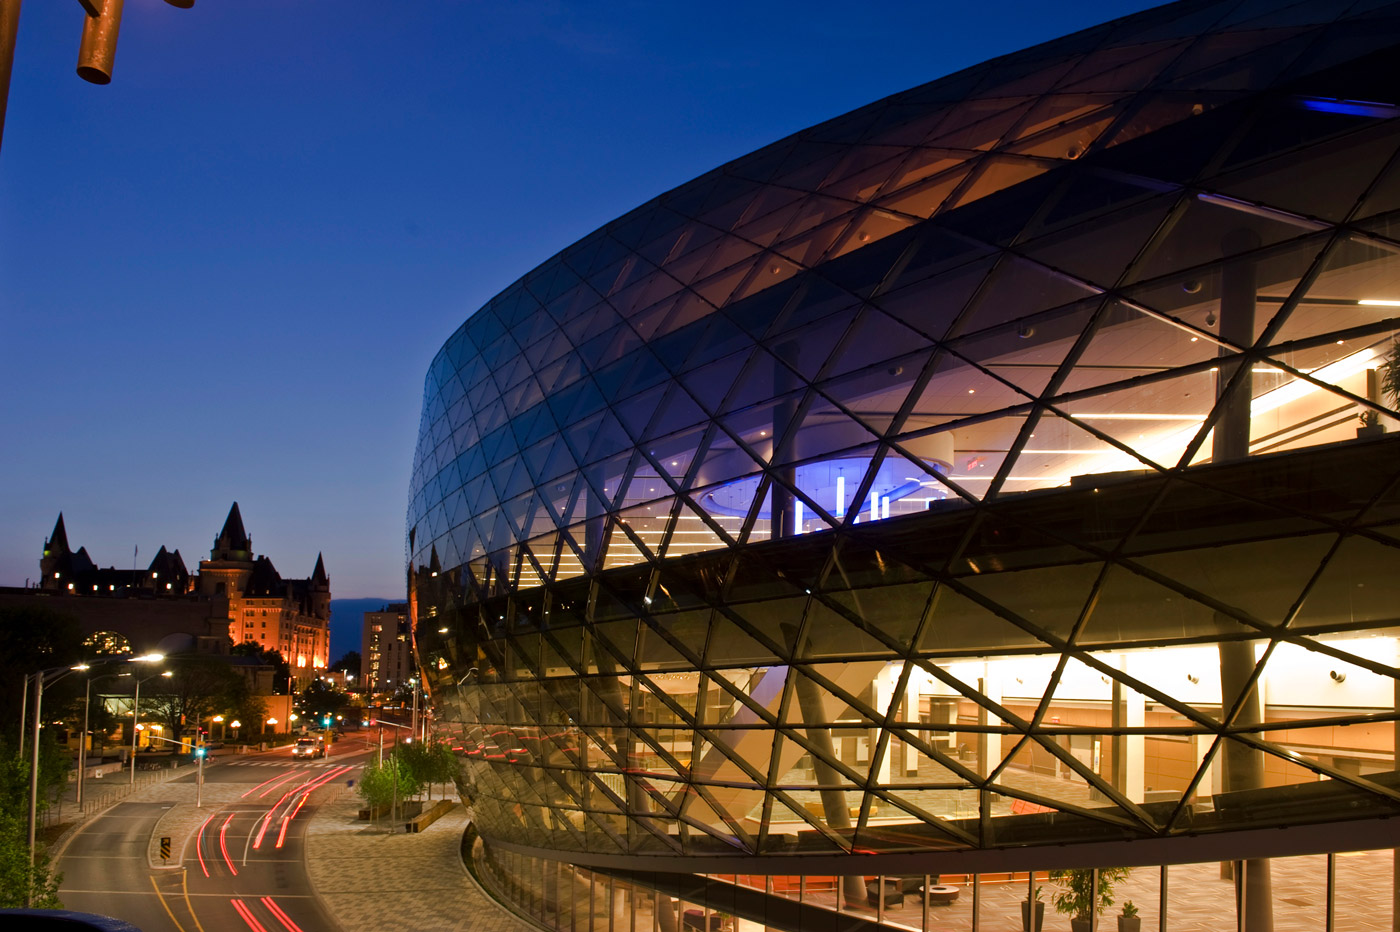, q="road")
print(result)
[59,741,370,932]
